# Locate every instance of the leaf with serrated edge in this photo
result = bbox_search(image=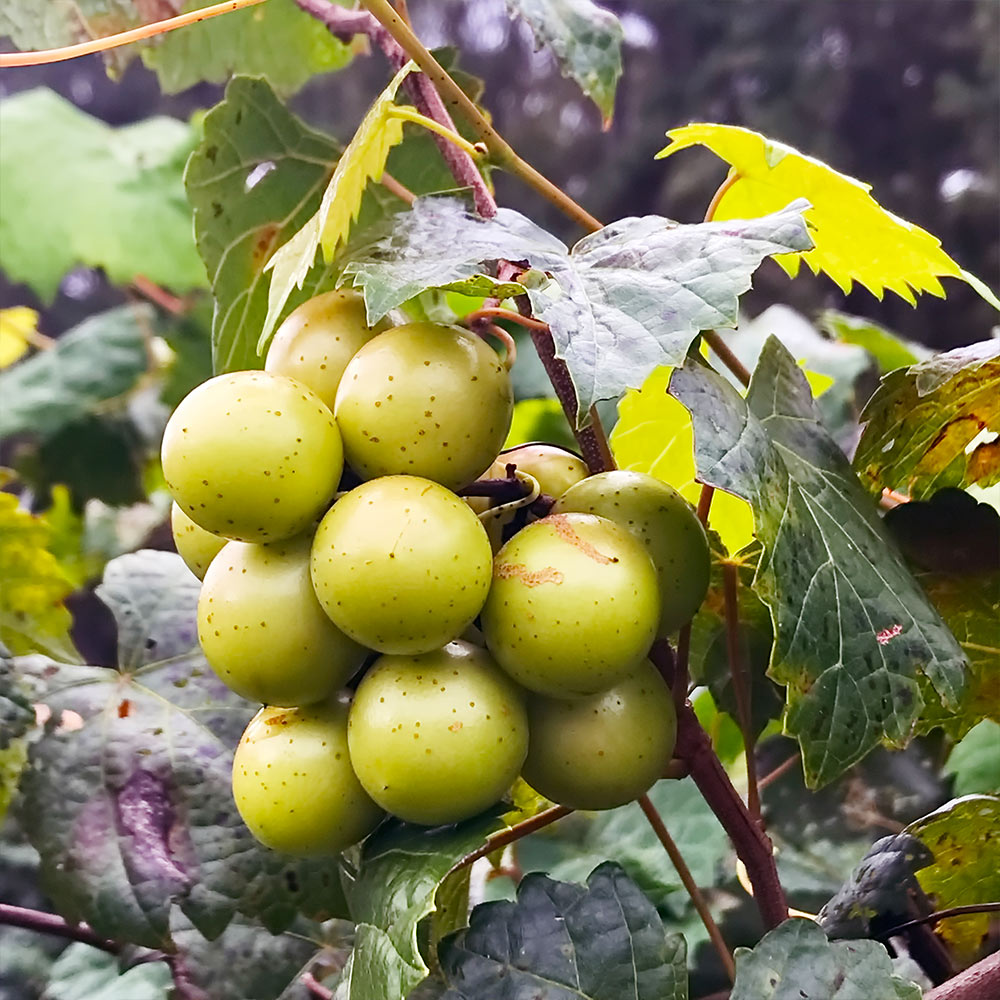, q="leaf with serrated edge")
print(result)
[731,918,920,1000]
[437,862,687,1000]
[261,63,415,352]
[0,89,203,302]
[670,338,968,787]
[339,195,811,420]
[854,340,1000,499]
[658,123,999,308]
[14,550,349,950]
[505,0,624,124]
[906,795,1000,958]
